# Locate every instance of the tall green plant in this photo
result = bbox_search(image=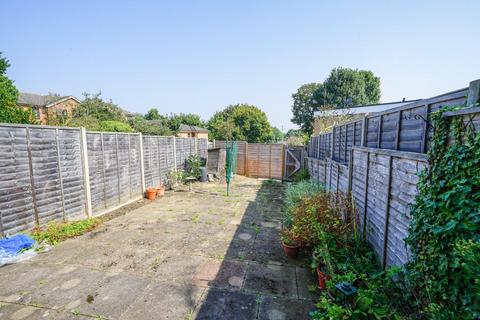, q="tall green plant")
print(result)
[405,107,480,319]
